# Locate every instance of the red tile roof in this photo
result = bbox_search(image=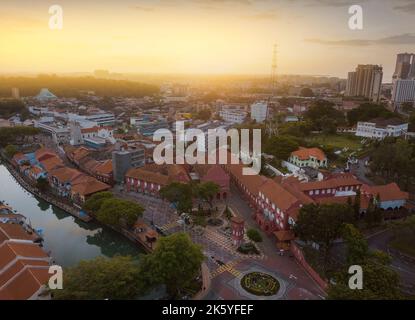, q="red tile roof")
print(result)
[71,177,111,196]
[49,167,83,183]
[35,148,57,163]
[40,156,63,172]
[297,176,362,192]
[126,167,170,186]
[361,183,409,202]
[291,147,327,161]
[259,179,300,212]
